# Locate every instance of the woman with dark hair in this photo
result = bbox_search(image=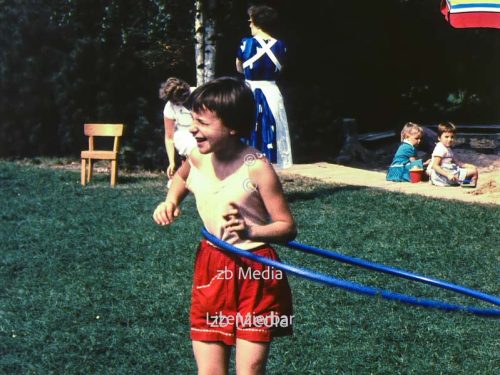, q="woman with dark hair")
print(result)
[236,5,293,169]
[158,77,196,181]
